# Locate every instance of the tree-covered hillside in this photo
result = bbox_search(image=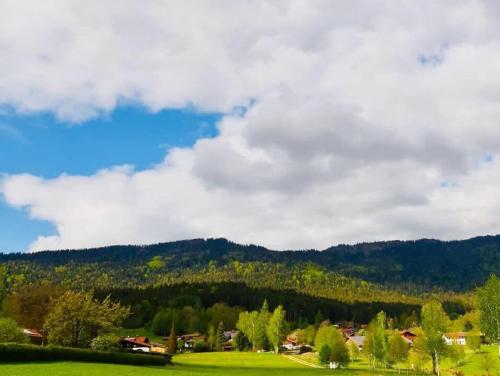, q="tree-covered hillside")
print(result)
[1,235,498,291]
